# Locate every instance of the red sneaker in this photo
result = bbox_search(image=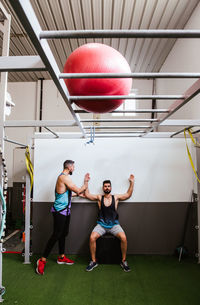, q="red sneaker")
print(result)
[57,255,74,265]
[36,259,46,275]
